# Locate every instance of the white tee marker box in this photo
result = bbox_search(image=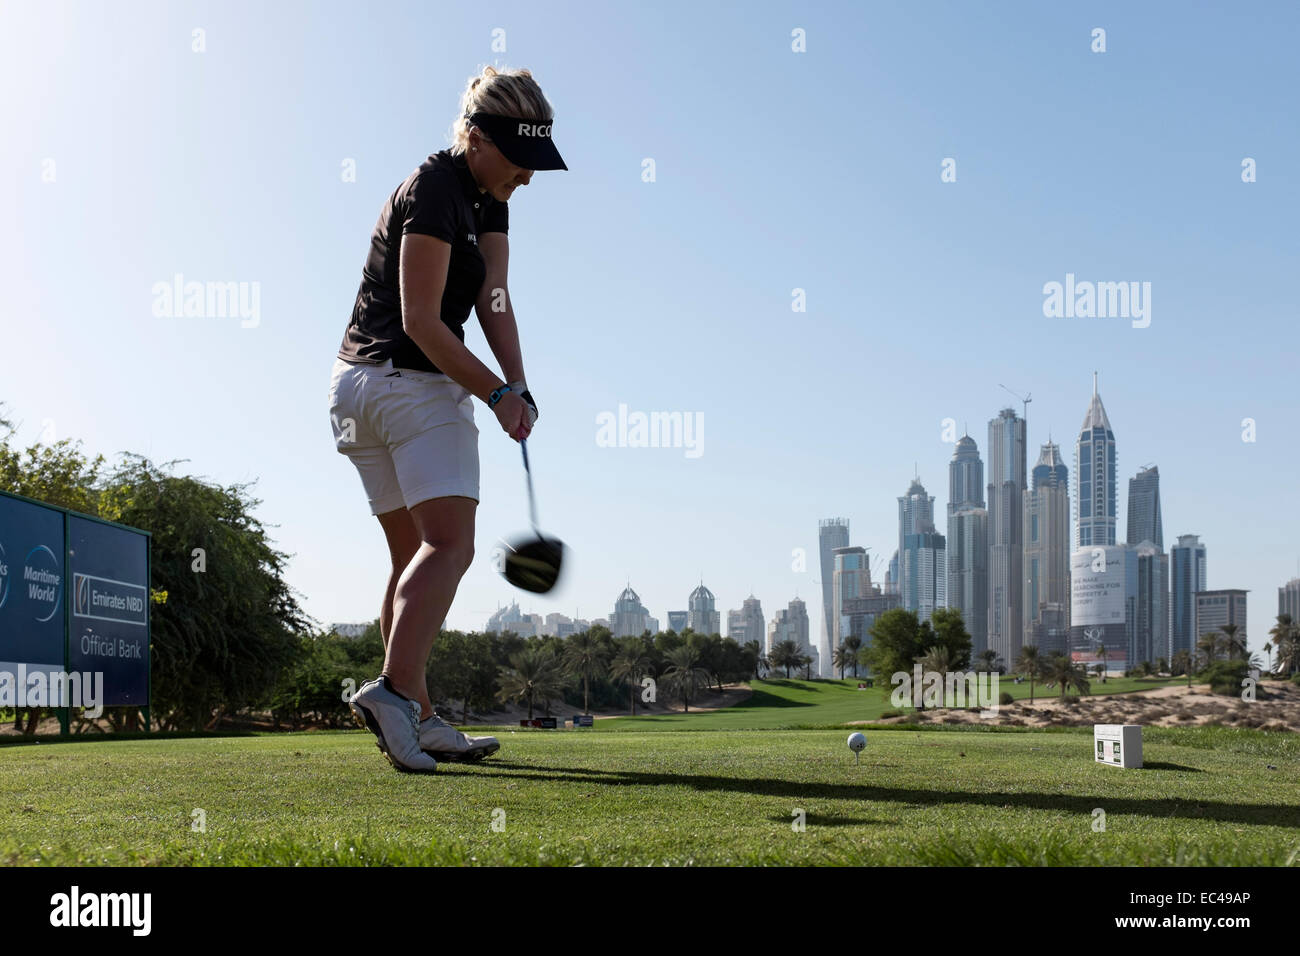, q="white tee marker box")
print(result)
[1094,724,1142,768]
